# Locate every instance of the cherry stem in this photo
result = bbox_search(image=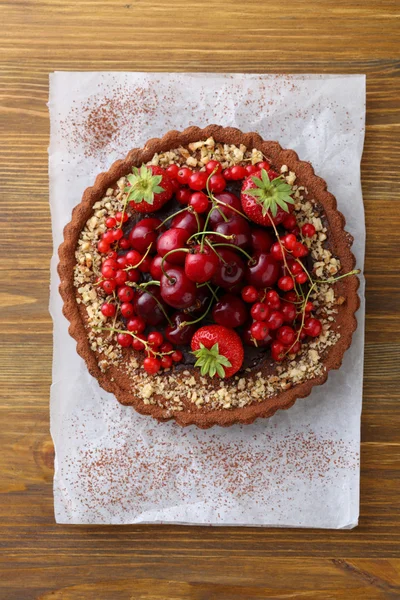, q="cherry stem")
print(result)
[205,282,220,302]
[212,242,255,264]
[180,290,218,328]
[215,205,229,223]
[129,283,172,326]
[187,231,234,244]
[125,243,152,271]
[160,248,190,280]
[215,199,249,221]
[156,207,188,230]
[137,280,160,288]
[205,238,227,264]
